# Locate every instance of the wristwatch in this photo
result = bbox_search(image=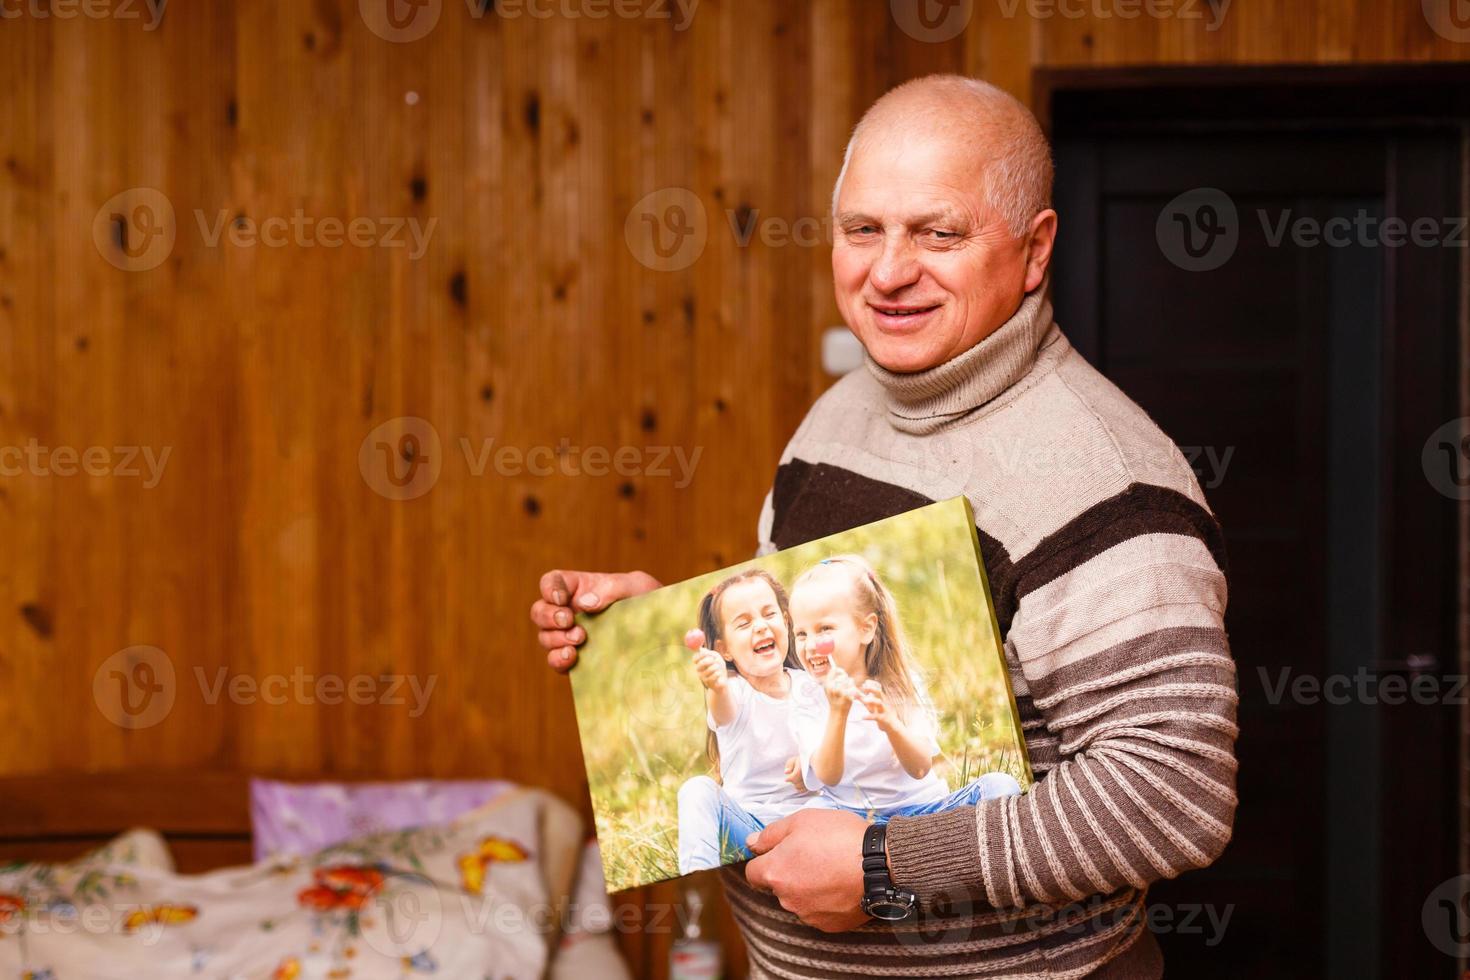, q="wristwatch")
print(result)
[860,823,917,921]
